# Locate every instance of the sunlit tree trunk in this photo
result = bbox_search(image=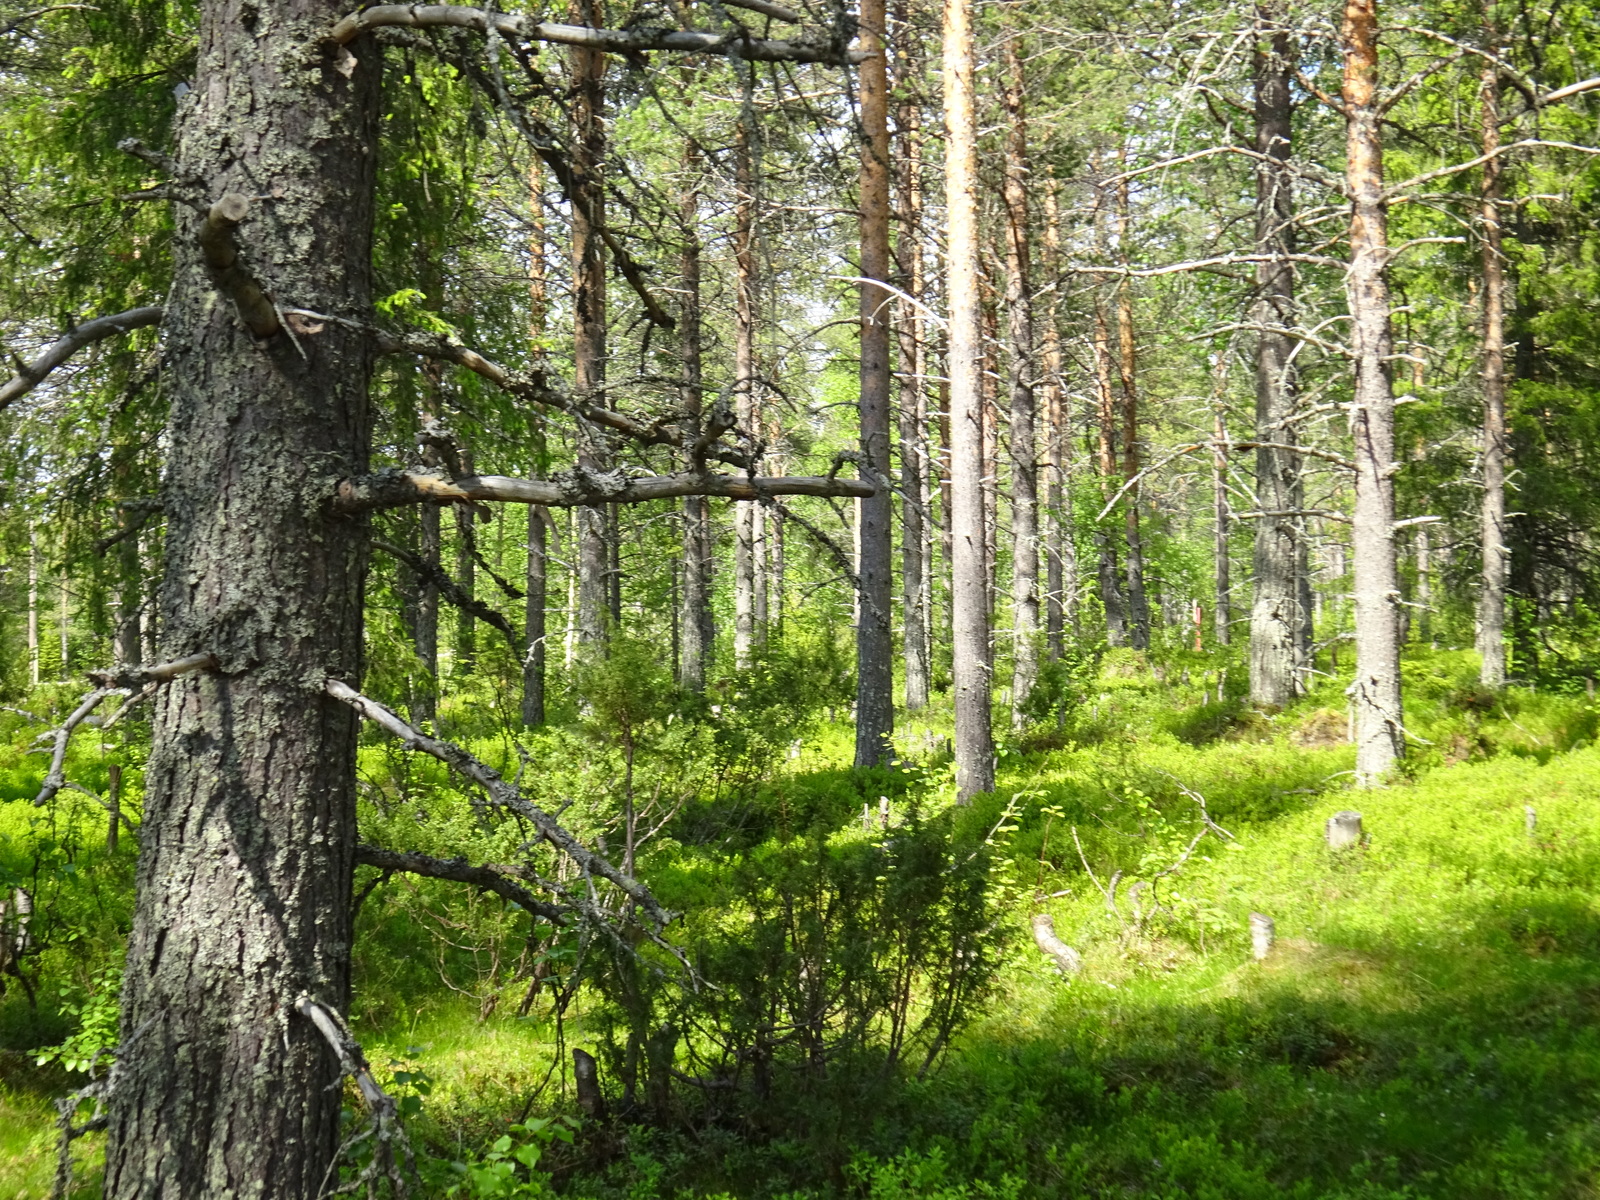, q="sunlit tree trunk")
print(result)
[1212,354,1232,646]
[1343,0,1405,782]
[1477,32,1509,688]
[944,0,993,798]
[1001,34,1038,725]
[733,108,760,667]
[1249,0,1304,706]
[1042,182,1075,654]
